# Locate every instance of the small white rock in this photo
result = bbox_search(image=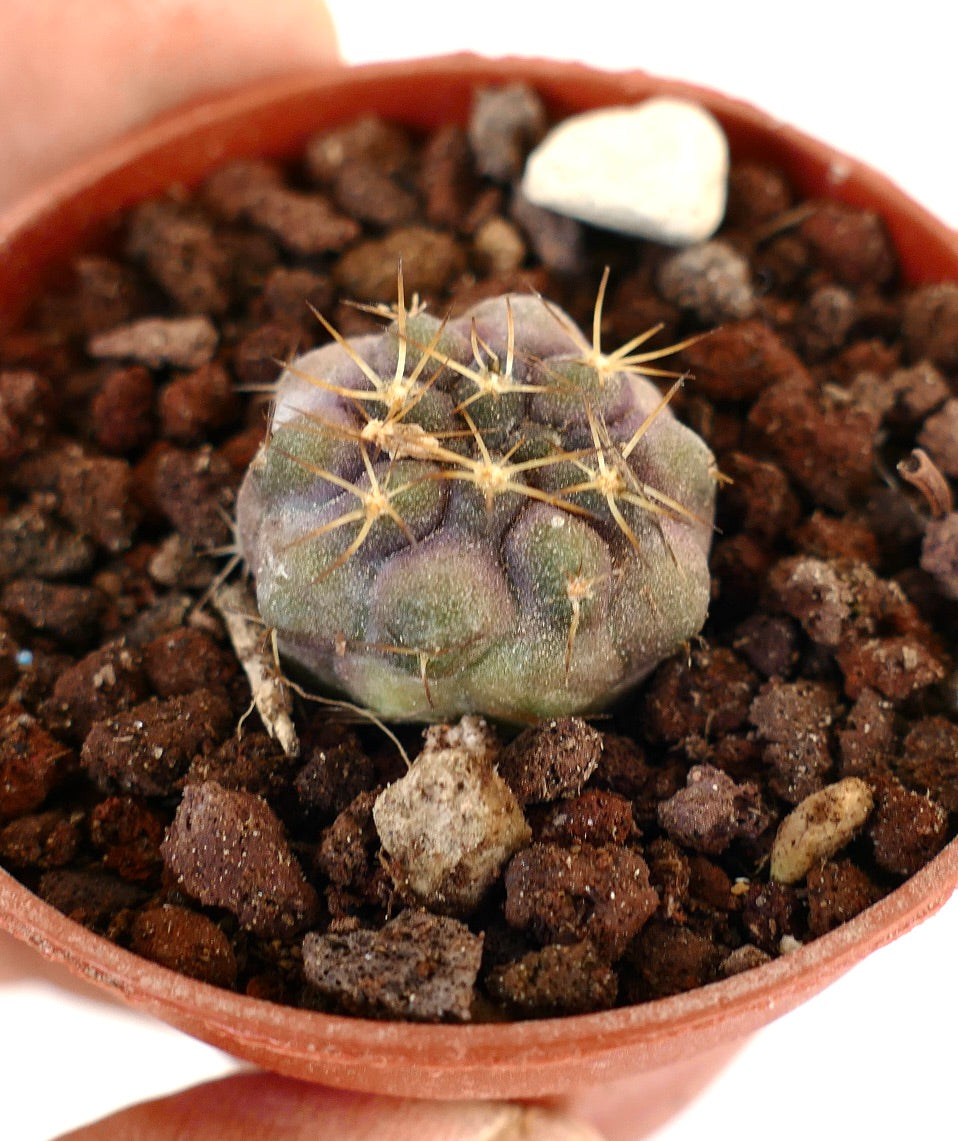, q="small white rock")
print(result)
[373,716,531,914]
[521,97,729,245]
[770,778,875,885]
